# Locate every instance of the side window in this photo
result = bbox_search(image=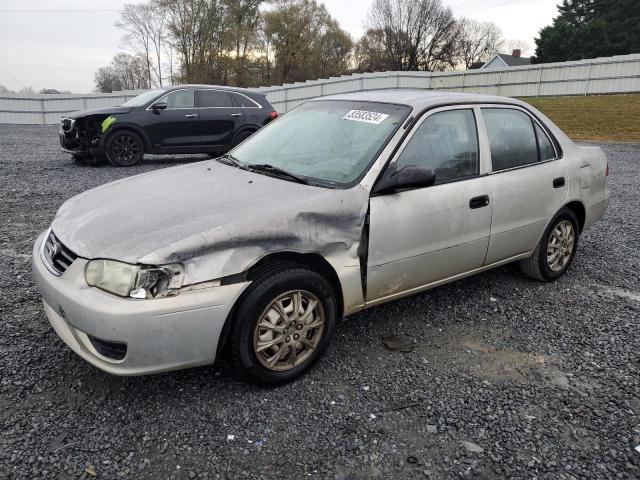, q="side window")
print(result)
[163,89,195,109]
[396,109,479,185]
[482,108,538,170]
[199,90,232,108]
[535,122,557,161]
[231,92,259,108]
